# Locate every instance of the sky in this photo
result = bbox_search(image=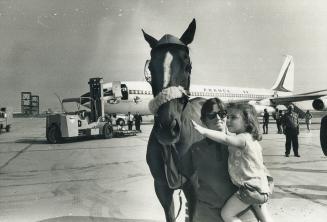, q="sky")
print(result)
[1,0,327,112]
